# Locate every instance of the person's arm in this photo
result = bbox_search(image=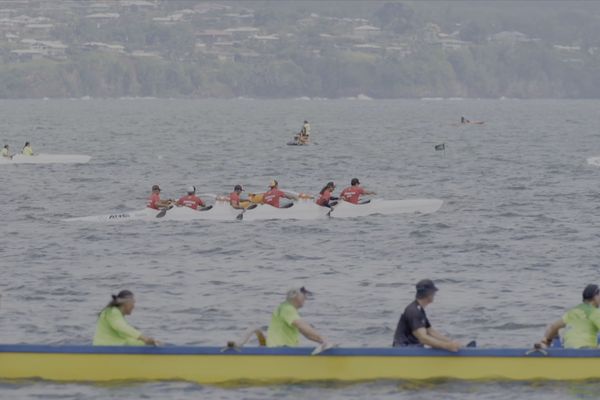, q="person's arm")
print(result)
[538,319,566,348]
[293,319,325,344]
[363,189,376,196]
[198,198,205,207]
[414,328,460,352]
[283,192,299,201]
[230,199,241,209]
[427,327,453,343]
